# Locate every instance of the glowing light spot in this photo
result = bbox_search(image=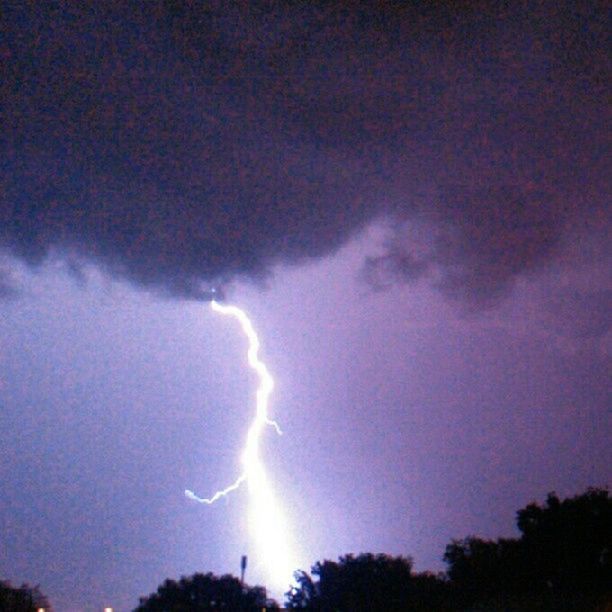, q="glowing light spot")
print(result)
[186,300,296,592]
